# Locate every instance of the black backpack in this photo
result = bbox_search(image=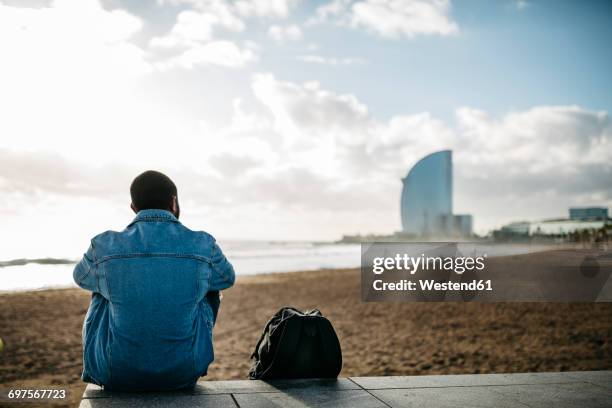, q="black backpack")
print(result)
[249,307,342,380]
